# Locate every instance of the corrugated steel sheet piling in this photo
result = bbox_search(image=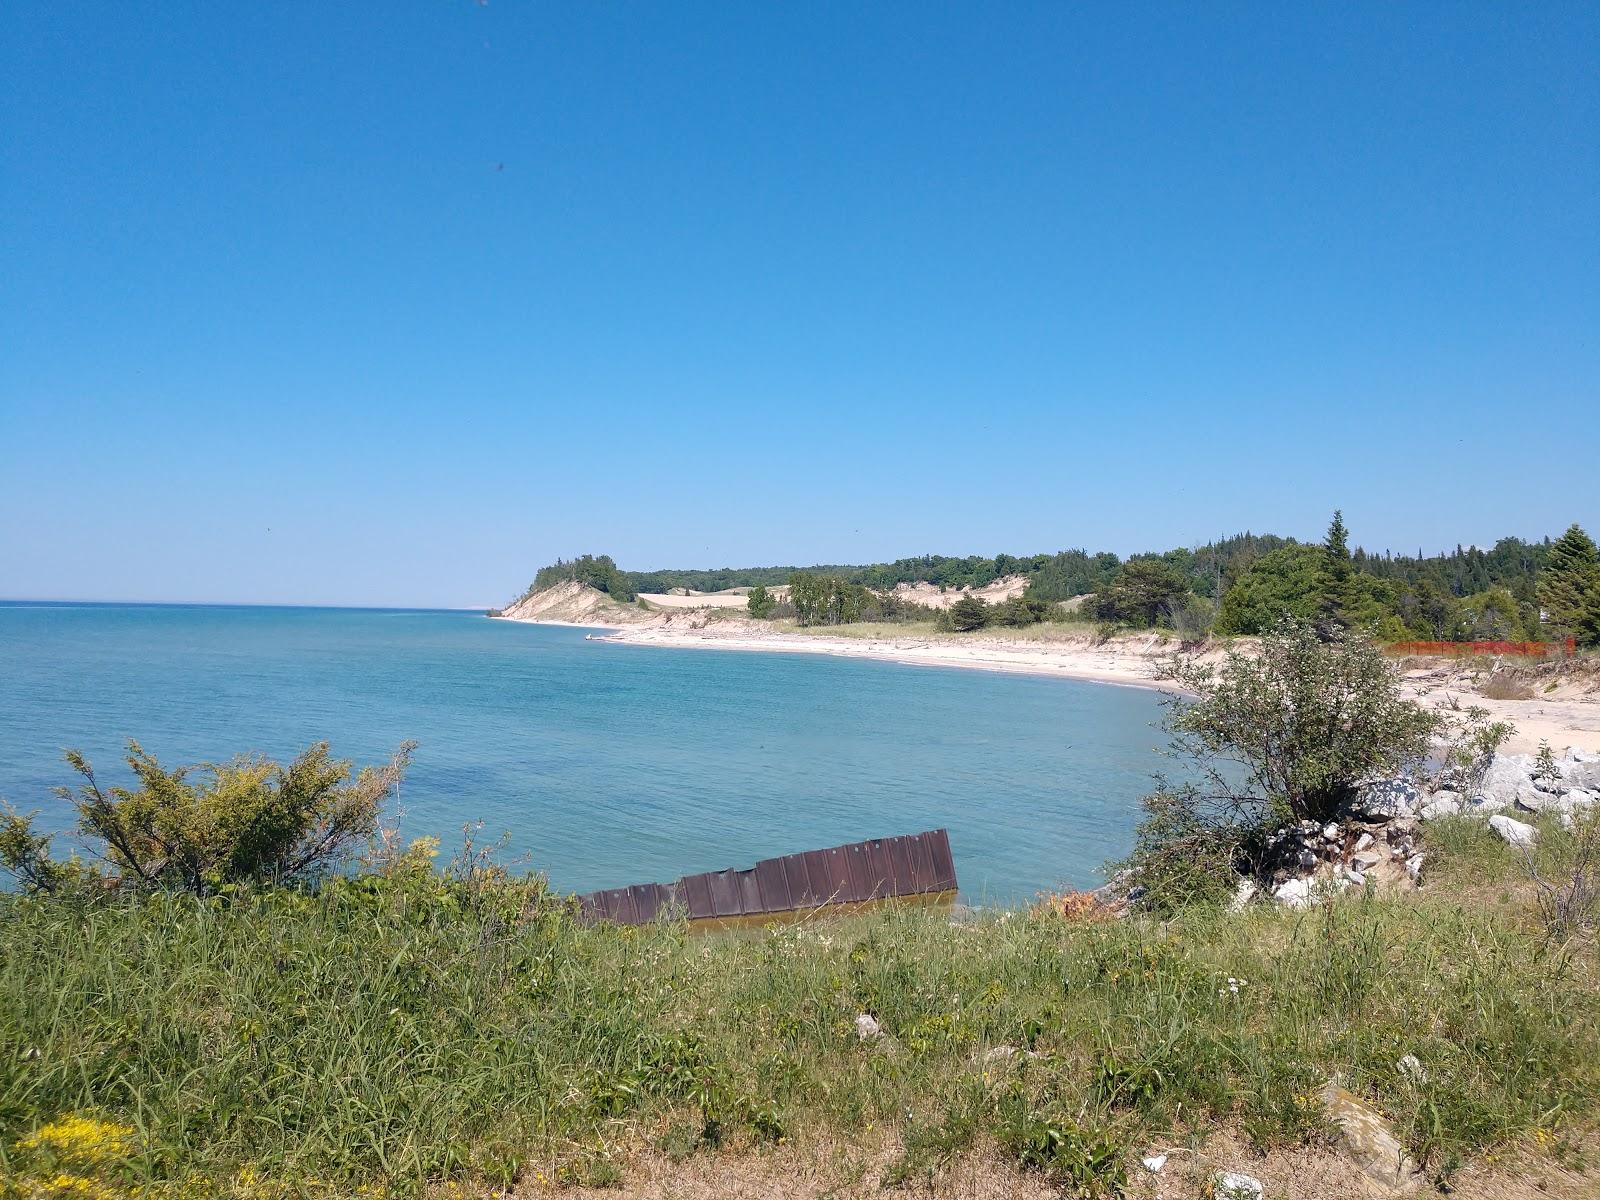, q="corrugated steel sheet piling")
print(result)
[577,828,957,928]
